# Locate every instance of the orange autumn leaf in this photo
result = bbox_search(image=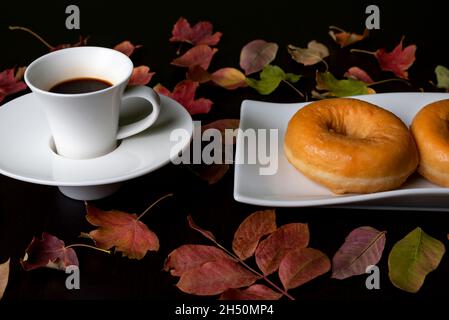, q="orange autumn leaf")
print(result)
[128,66,155,86]
[329,26,369,47]
[211,68,247,90]
[0,259,10,300]
[85,203,159,260]
[113,40,142,57]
